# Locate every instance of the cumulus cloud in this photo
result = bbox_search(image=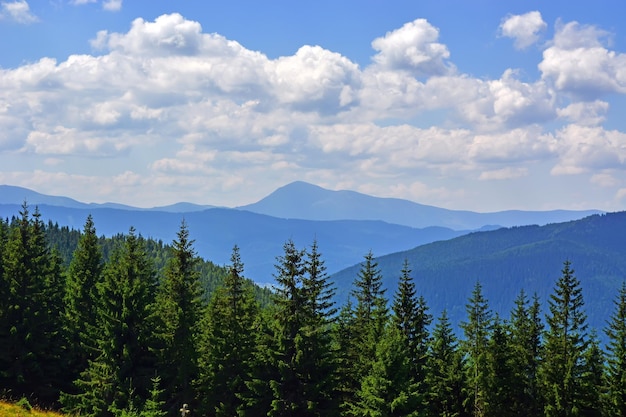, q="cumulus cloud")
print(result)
[499,11,546,50]
[557,100,609,126]
[0,0,38,24]
[2,12,626,209]
[539,21,626,98]
[551,125,626,175]
[371,19,451,77]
